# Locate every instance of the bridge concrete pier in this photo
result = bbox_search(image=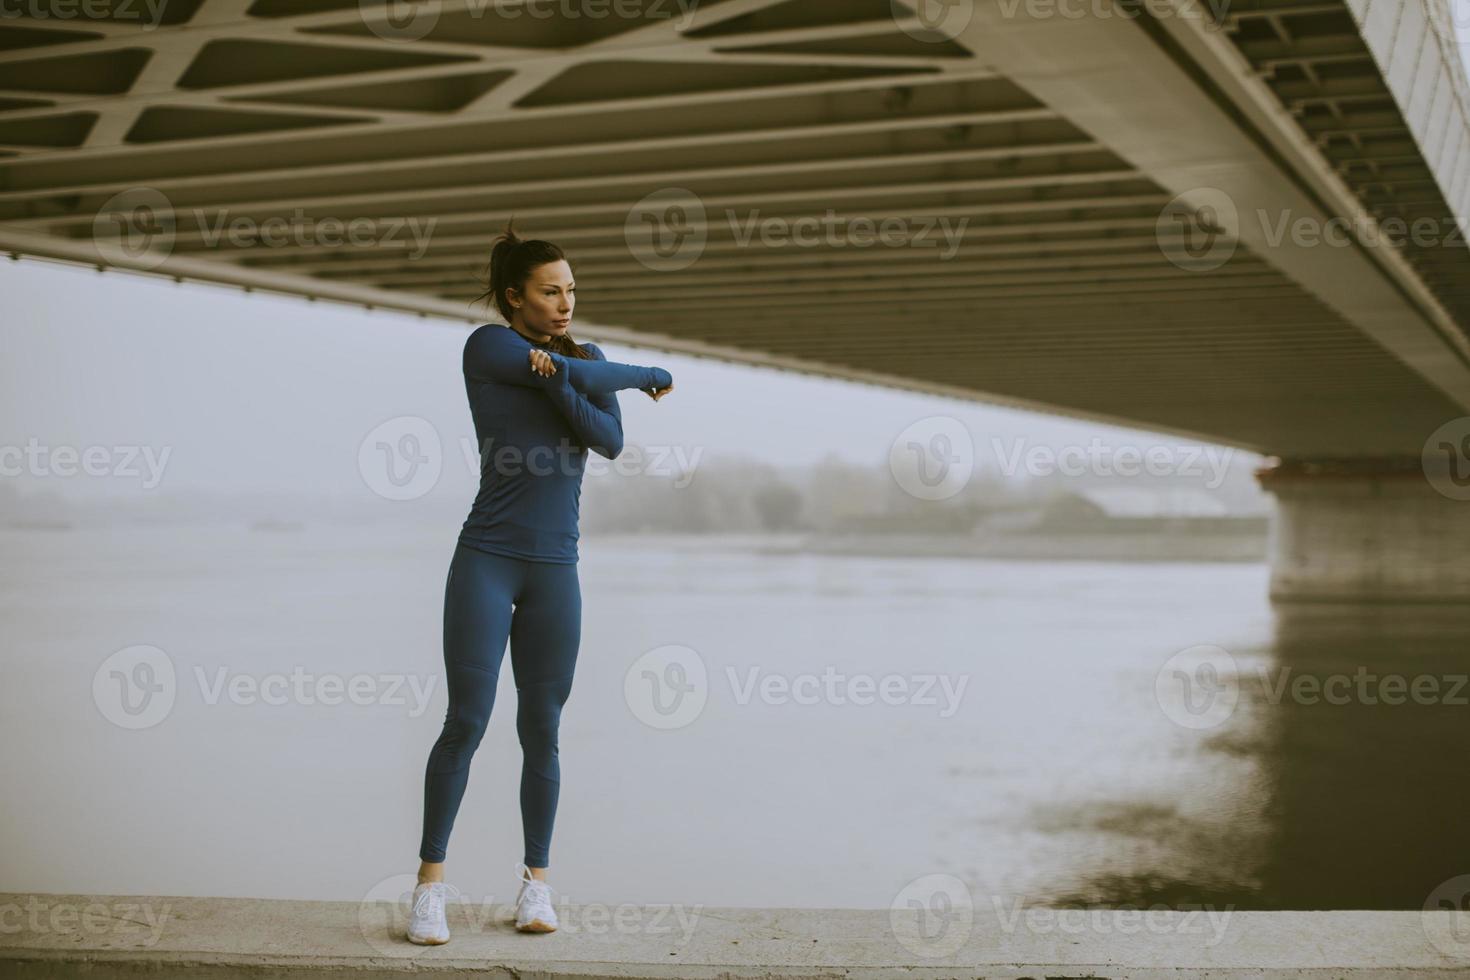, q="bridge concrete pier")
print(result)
[1257,457,1470,602]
